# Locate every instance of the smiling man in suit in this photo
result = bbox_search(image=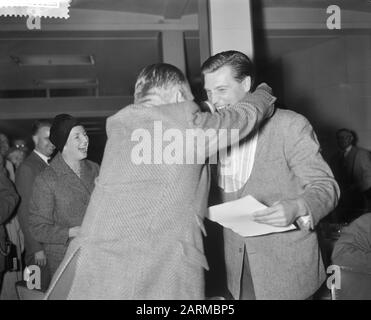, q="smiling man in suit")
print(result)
[15,120,55,290]
[202,50,340,300]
